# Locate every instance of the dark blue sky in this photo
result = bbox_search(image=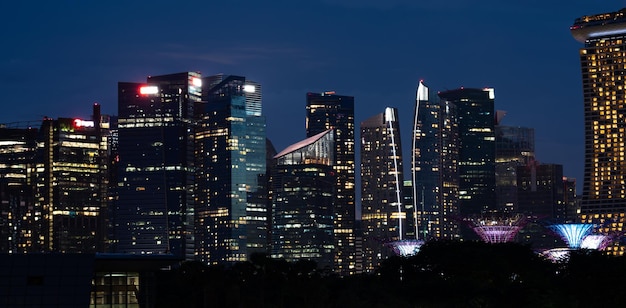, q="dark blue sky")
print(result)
[2,1,625,193]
